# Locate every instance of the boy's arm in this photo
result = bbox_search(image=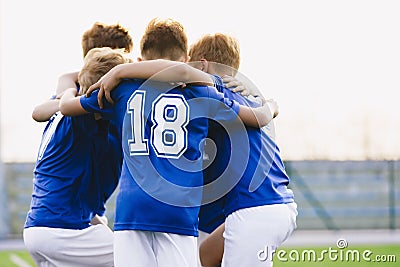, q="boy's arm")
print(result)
[32,72,79,122]
[238,98,279,128]
[209,85,277,128]
[56,71,79,95]
[59,88,88,116]
[86,59,214,108]
[32,98,60,122]
[199,223,225,267]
